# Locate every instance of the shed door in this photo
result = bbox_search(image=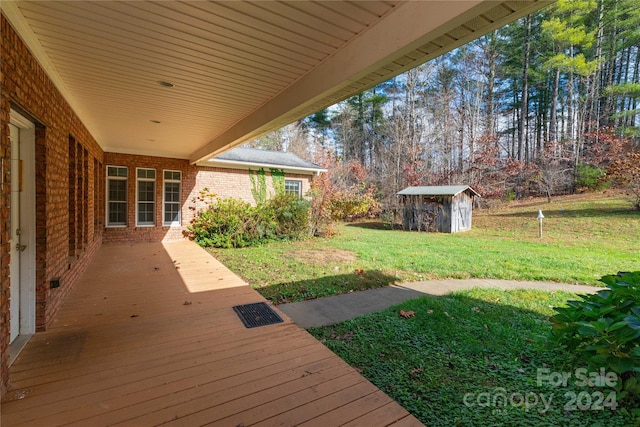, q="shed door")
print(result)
[457,195,471,232]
